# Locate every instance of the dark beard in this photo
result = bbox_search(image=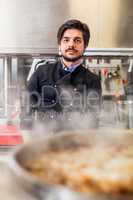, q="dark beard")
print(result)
[62,54,83,62]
